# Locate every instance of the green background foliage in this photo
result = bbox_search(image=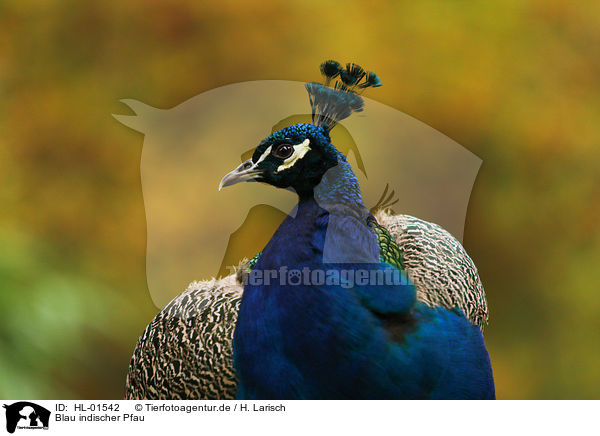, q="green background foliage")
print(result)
[1,0,599,399]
